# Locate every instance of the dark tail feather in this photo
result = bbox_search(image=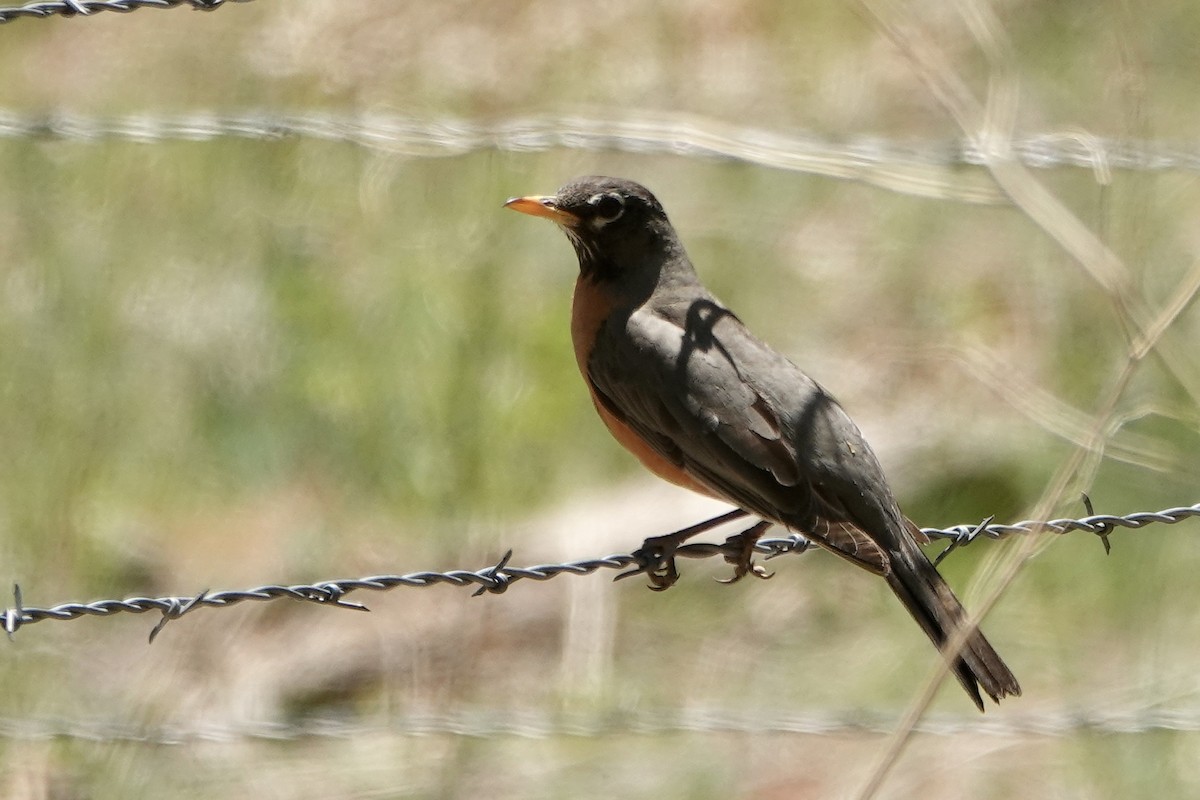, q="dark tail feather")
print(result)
[884,539,1021,711]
